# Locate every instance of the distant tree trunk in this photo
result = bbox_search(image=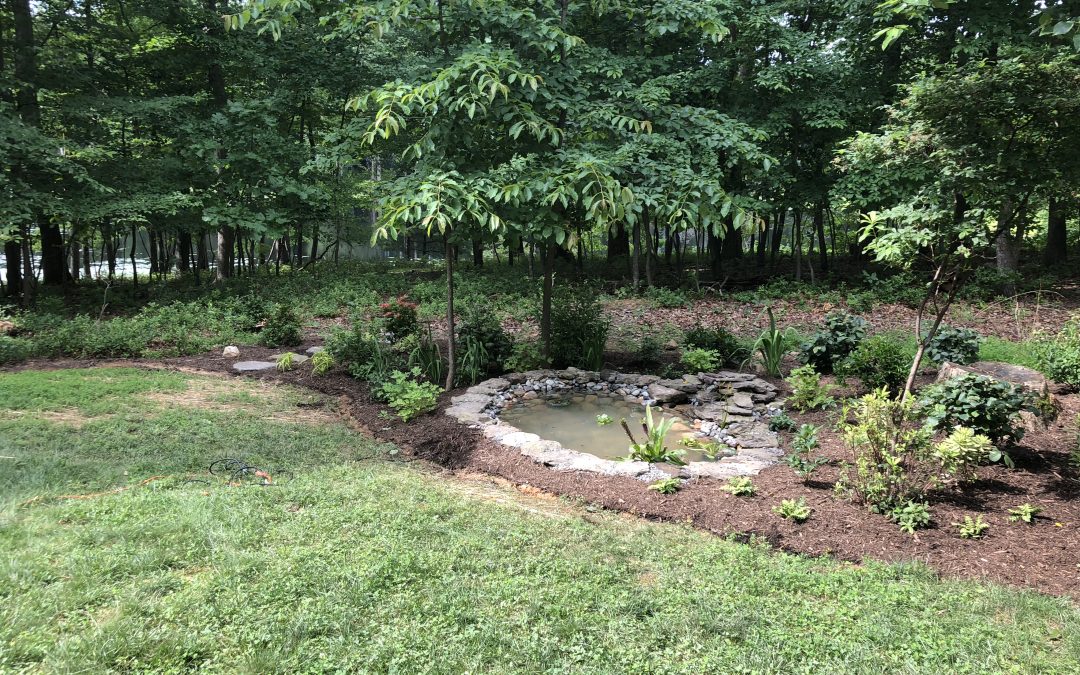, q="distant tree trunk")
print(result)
[4,240,21,297]
[13,0,64,286]
[404,235,414,260]
[309,223,319,268]
[82,242,91,278]
[793,209,803,282]
[642,205,655,287]
[814,204,828,274]
[69,236,80,282]
[632,219,642,290]
[540,241,556,359]
[216,228,234,281]
[472,239,484,267]
[708,228,722,279]
[130,223,139,288]
[148,228,160,277]
[178,232,192,272]
[770,209,784,265]
[196,232,209,270]
[721,214,741,260]
[756,214,769,268]
[1045,197,1068,265]
[444,239,456,390]
[995,197,1022,295]
[664,224,673,266]
[607,223,629,259]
